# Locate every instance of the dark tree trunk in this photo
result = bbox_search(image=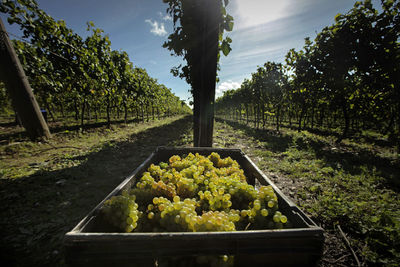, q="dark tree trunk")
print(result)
[311,106,314,129]
[253,105,257,128]
[80,98,86,129]
[106,96,111,128]
[245,104,249,125]
[261,105,266,129]
[74,99,79,121]
[94,104,98,122]
[298,106,306,132]
[42,96,55,122]
[146,104,149,122]
[337,101,350,143]
[86,101,91,121]
[191,0,219,147]
[396,96,400,156]
[141,104,145,122]
[124,101,128,123]
[319,108,325,127]
[60,102,65,119]
[152,104,155,121]
[276,105,281,132]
